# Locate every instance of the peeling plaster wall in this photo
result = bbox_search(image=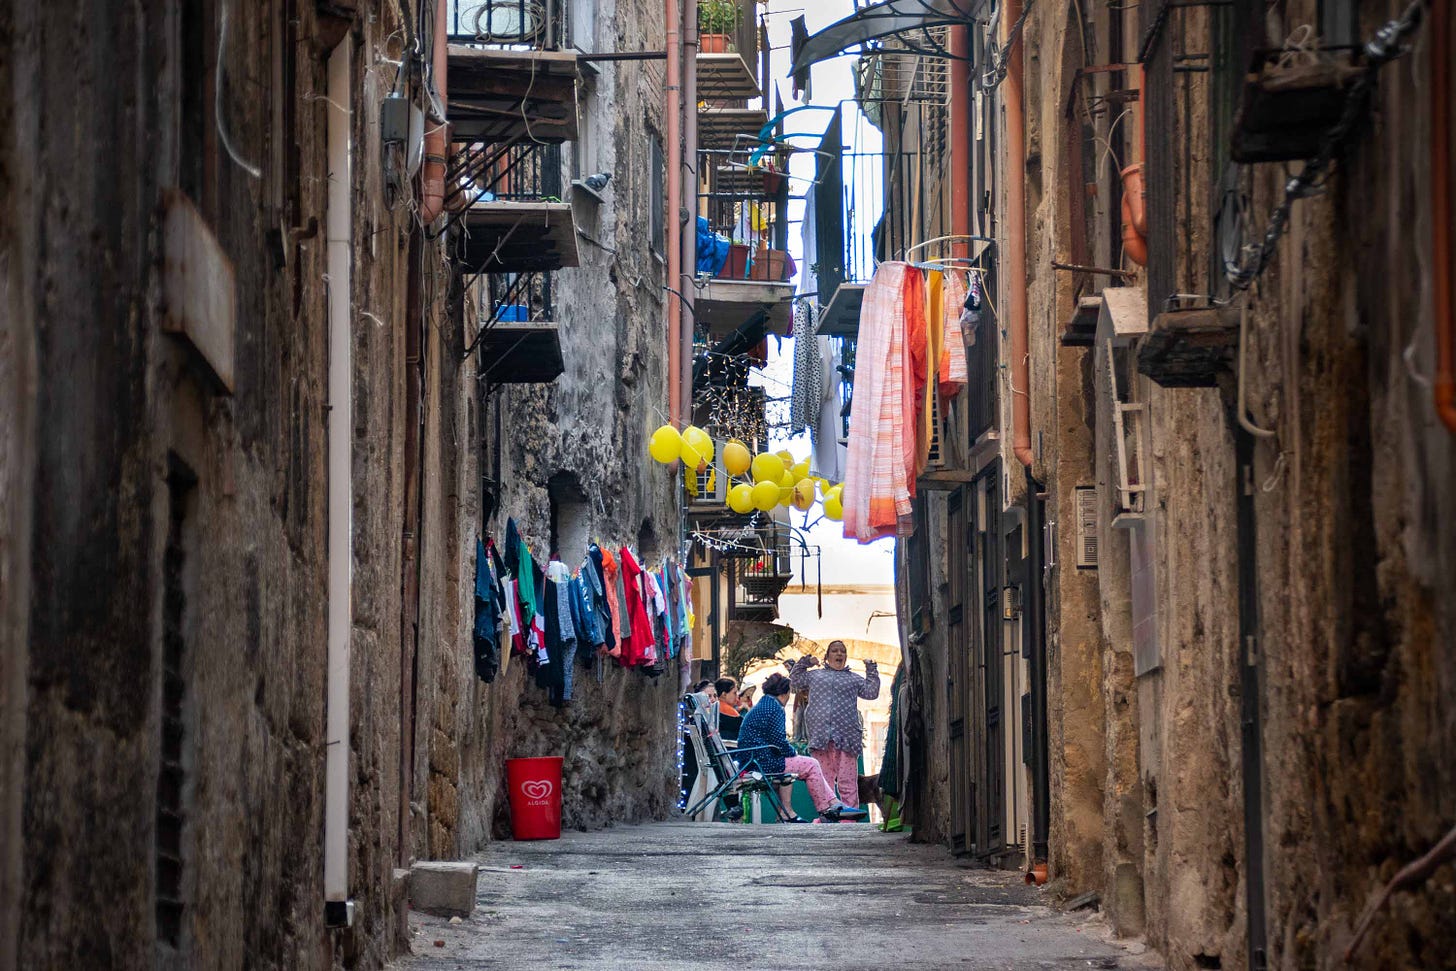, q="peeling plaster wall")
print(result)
[421,0,683,858]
